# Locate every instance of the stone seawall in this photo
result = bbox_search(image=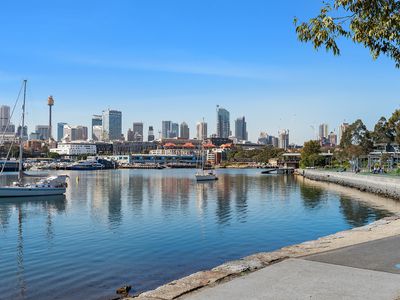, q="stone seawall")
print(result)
[299,170,400,200]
